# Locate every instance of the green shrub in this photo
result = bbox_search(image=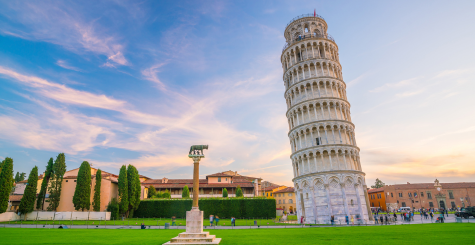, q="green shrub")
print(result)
[107,198,120,220]
[236,185,243,197]
[133,198,275,219]
[222,188,228,198]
